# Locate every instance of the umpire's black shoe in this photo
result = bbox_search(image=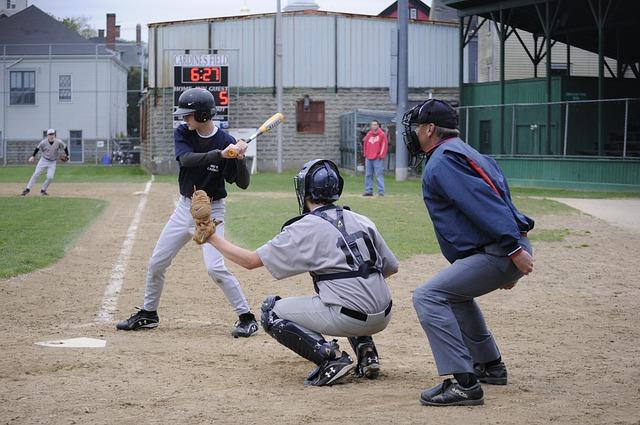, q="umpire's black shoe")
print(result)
[116,309,159,330]
[21,188,30,196]
[420,379,484,406]
[305,351,354,387]
[474,361,508,385]
[231,313,258,338]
